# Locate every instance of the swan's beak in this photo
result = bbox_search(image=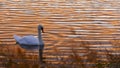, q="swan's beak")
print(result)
[41,27,44,33]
